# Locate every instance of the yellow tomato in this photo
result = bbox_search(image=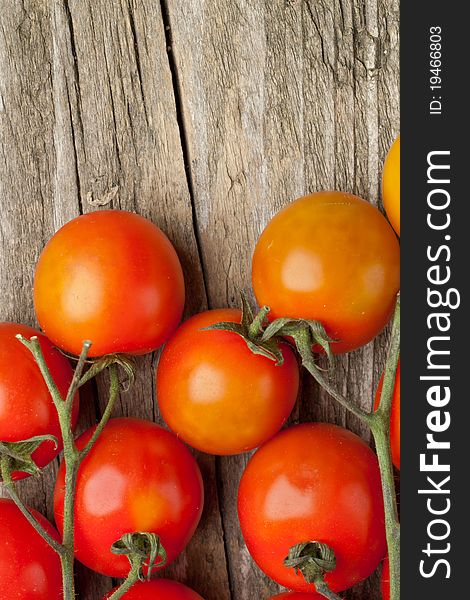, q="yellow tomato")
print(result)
[382,136,400,236]
[252,191,400,354]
